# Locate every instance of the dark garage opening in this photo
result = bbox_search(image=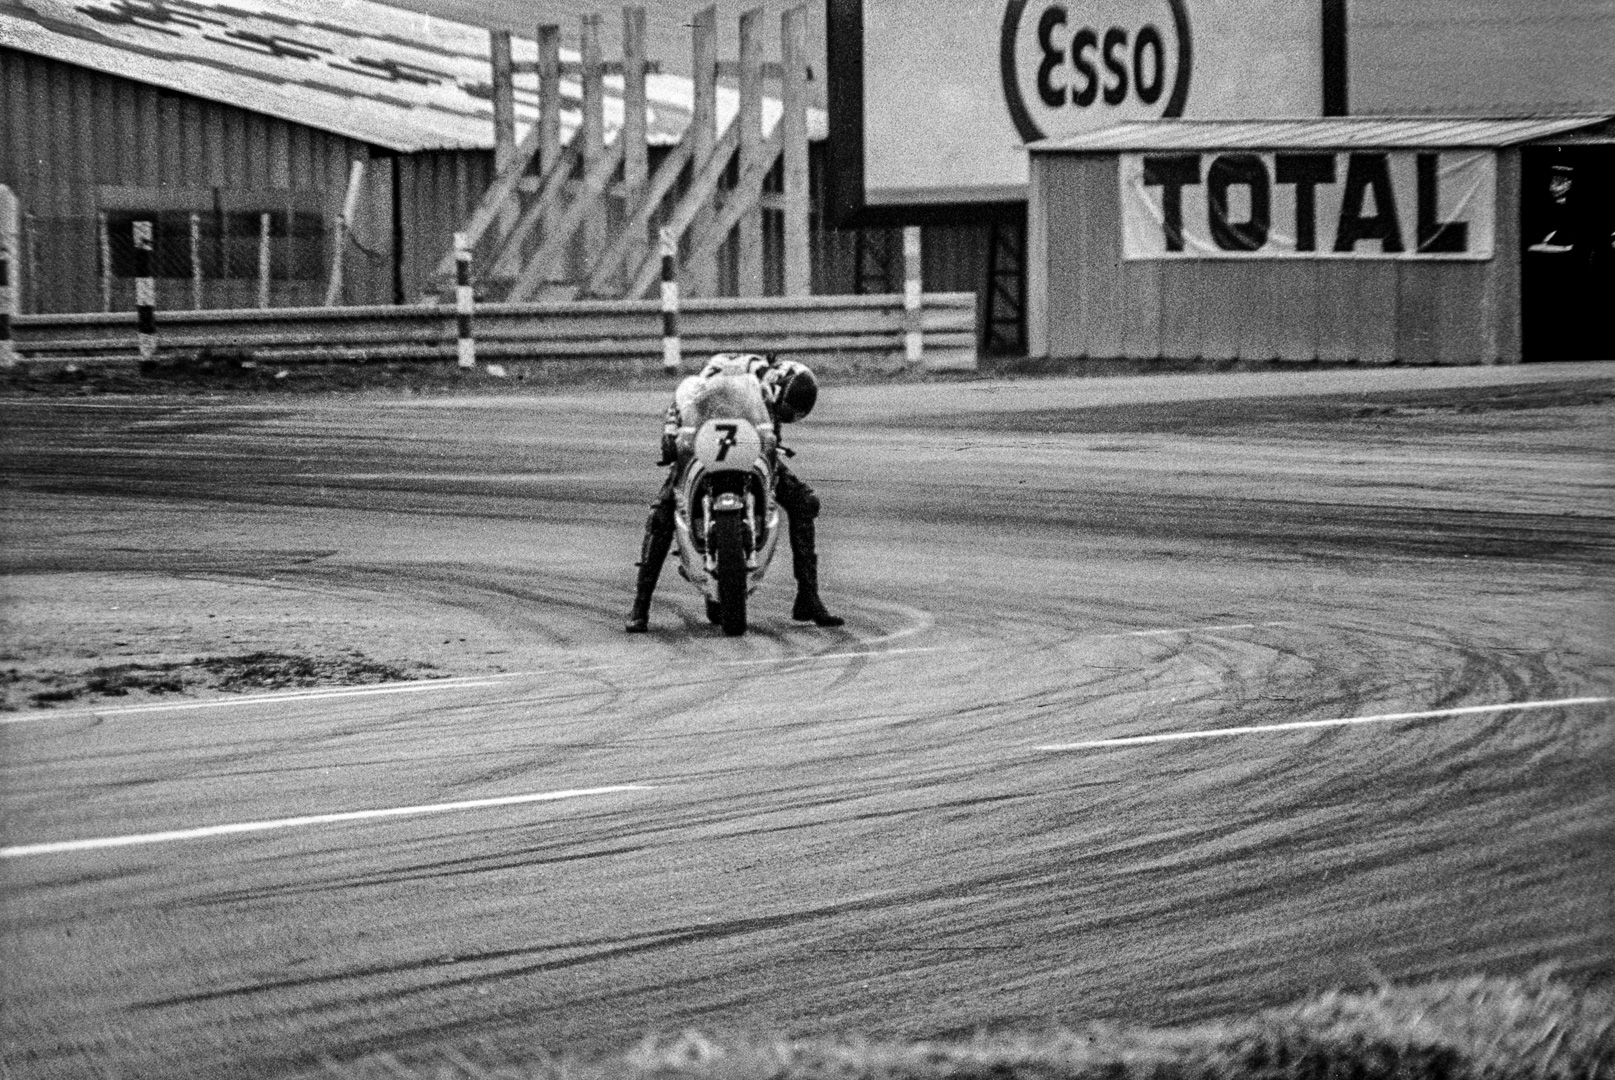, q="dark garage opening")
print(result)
[1521,146,1615,362]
